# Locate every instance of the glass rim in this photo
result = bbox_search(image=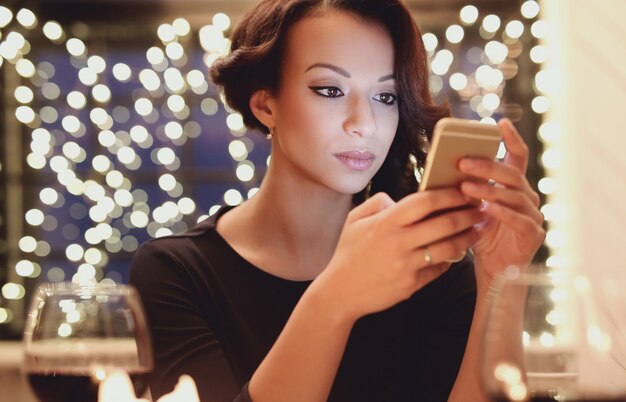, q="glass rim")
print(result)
[492,264,590,287]
[35,281,137,297]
